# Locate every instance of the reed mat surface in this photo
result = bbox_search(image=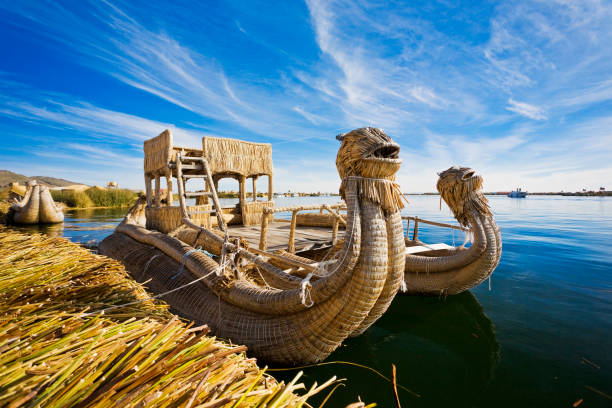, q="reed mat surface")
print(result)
[0,228,338,408]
